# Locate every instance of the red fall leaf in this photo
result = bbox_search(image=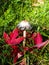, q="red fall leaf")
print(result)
[3,28,24,45]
